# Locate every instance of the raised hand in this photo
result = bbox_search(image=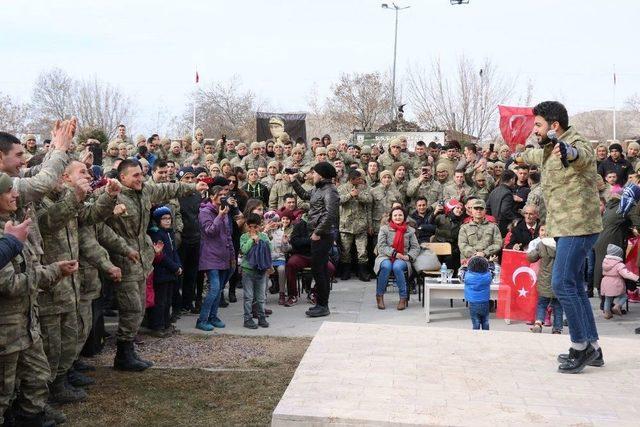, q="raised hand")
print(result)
[52,117,78,152]
[105,178,121,197]
[4,217,32,242]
